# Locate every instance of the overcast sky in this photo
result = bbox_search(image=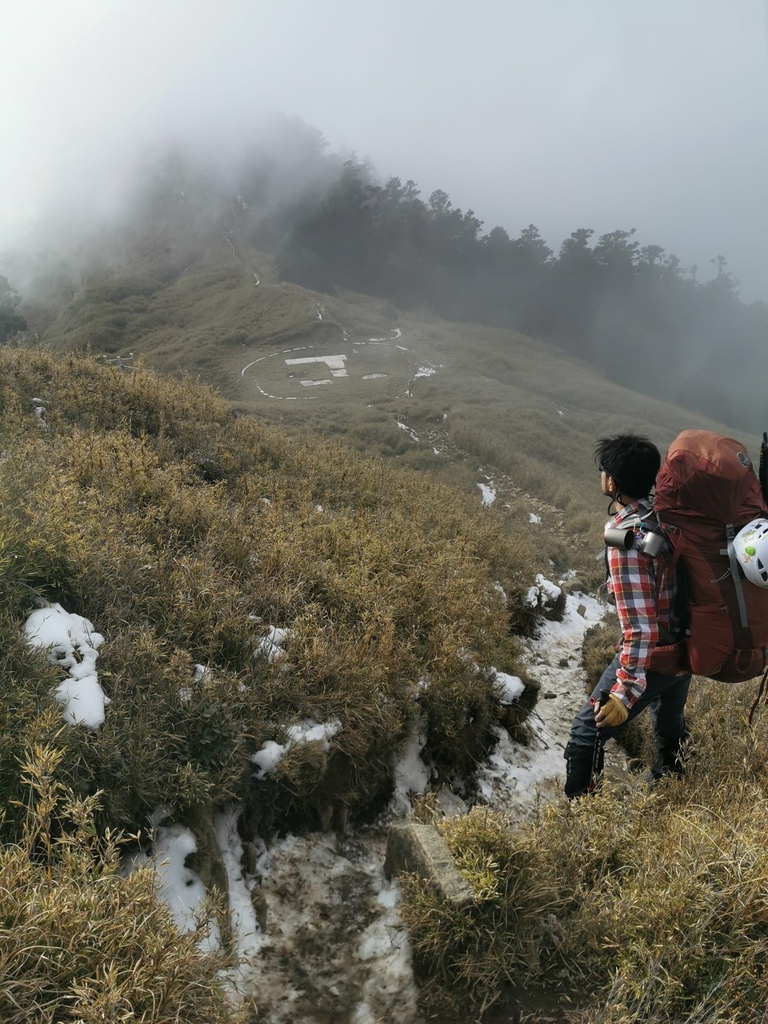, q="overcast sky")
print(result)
[3,0,768,298]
